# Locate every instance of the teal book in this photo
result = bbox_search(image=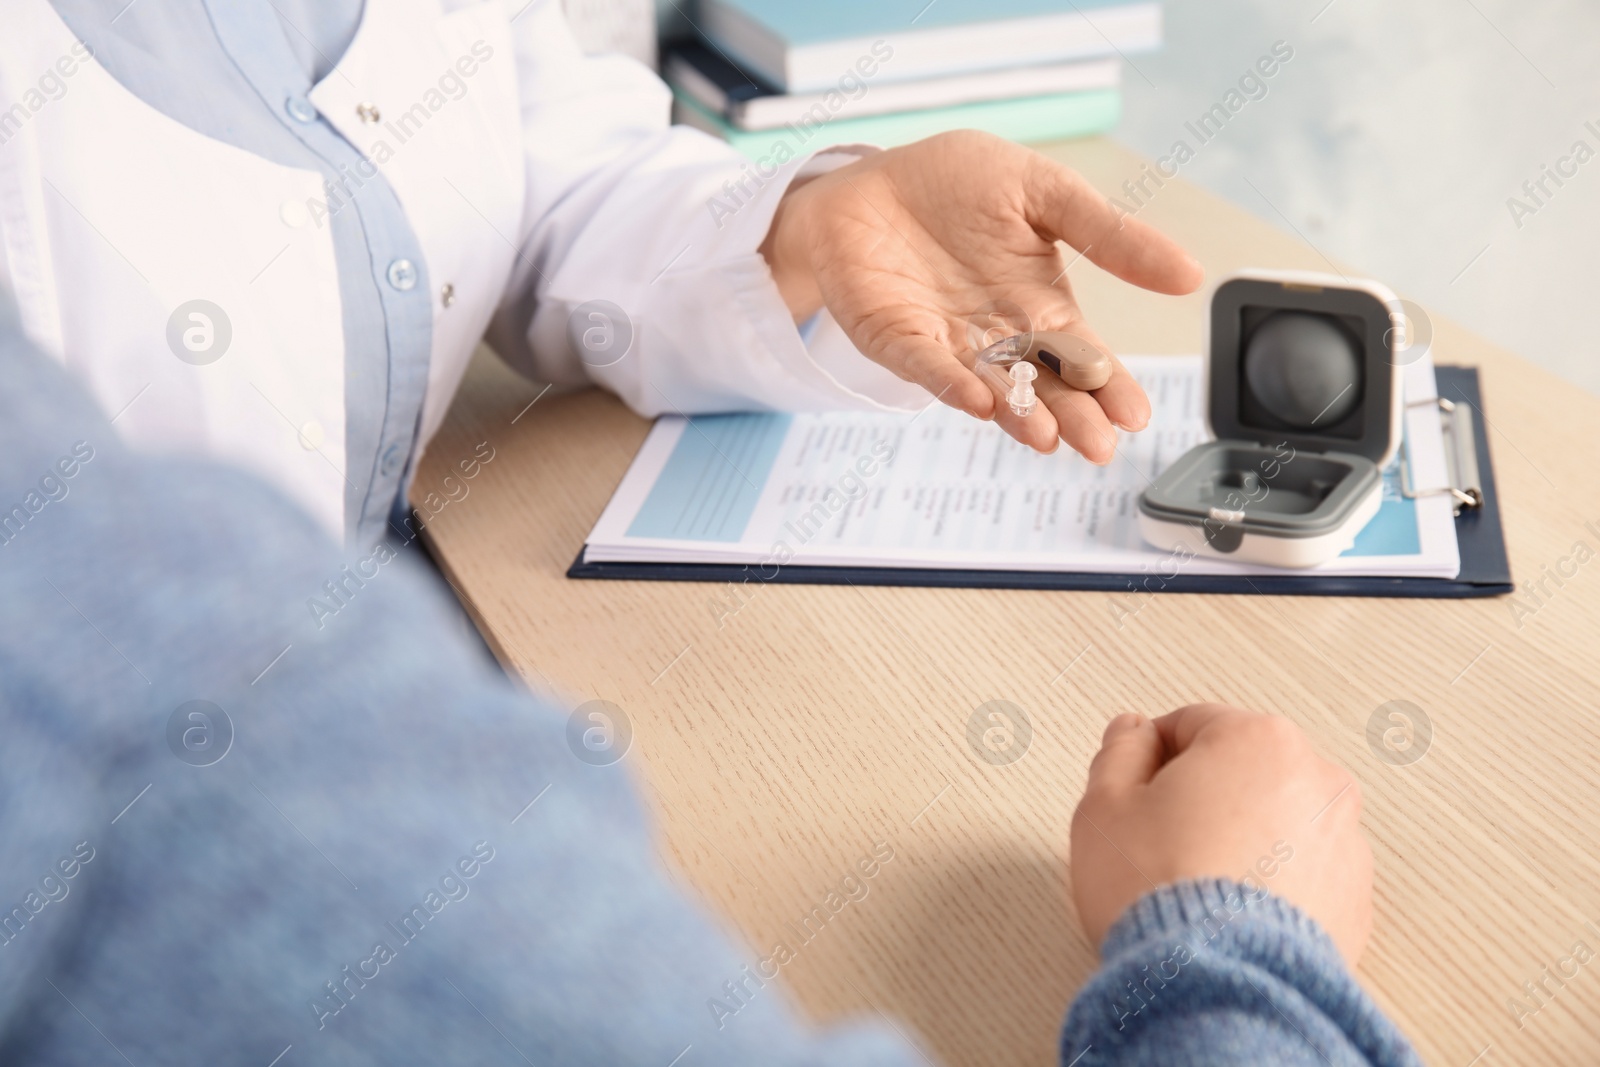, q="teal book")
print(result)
[700,0,1161,92]
[672,87,1122,158]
